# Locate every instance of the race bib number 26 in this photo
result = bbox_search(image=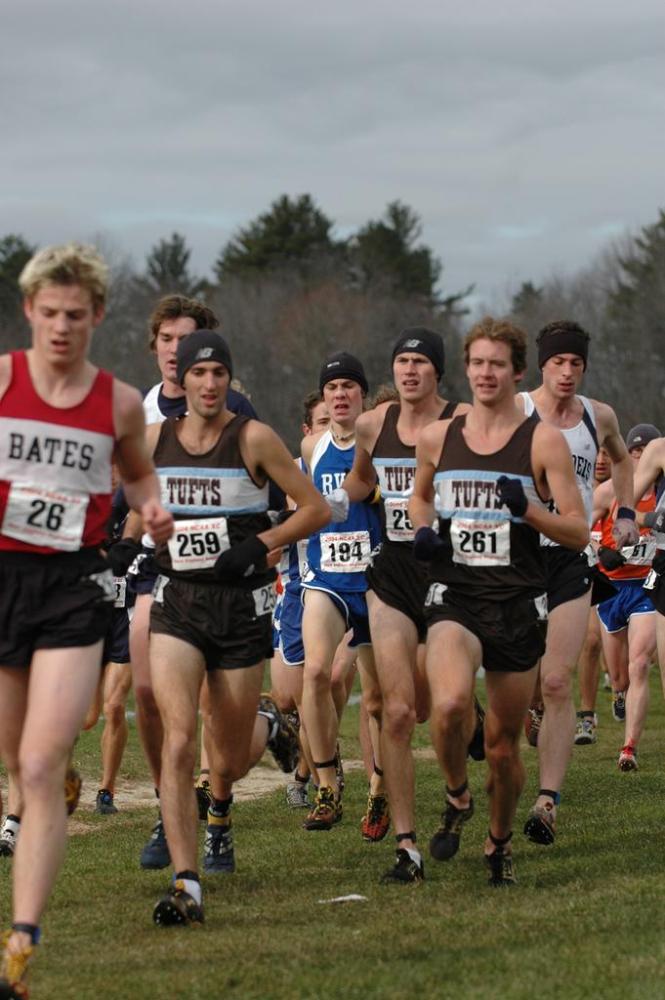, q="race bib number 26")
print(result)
[2,483,88,550]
